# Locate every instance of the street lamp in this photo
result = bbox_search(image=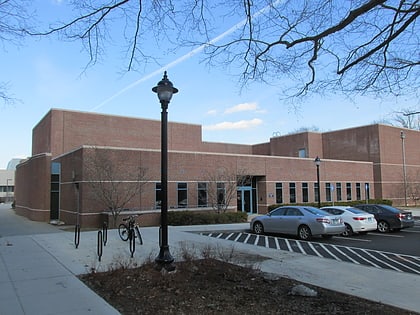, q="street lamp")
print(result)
[314,156,321,208]
[153,71,178,267]
[400,131,408,206]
